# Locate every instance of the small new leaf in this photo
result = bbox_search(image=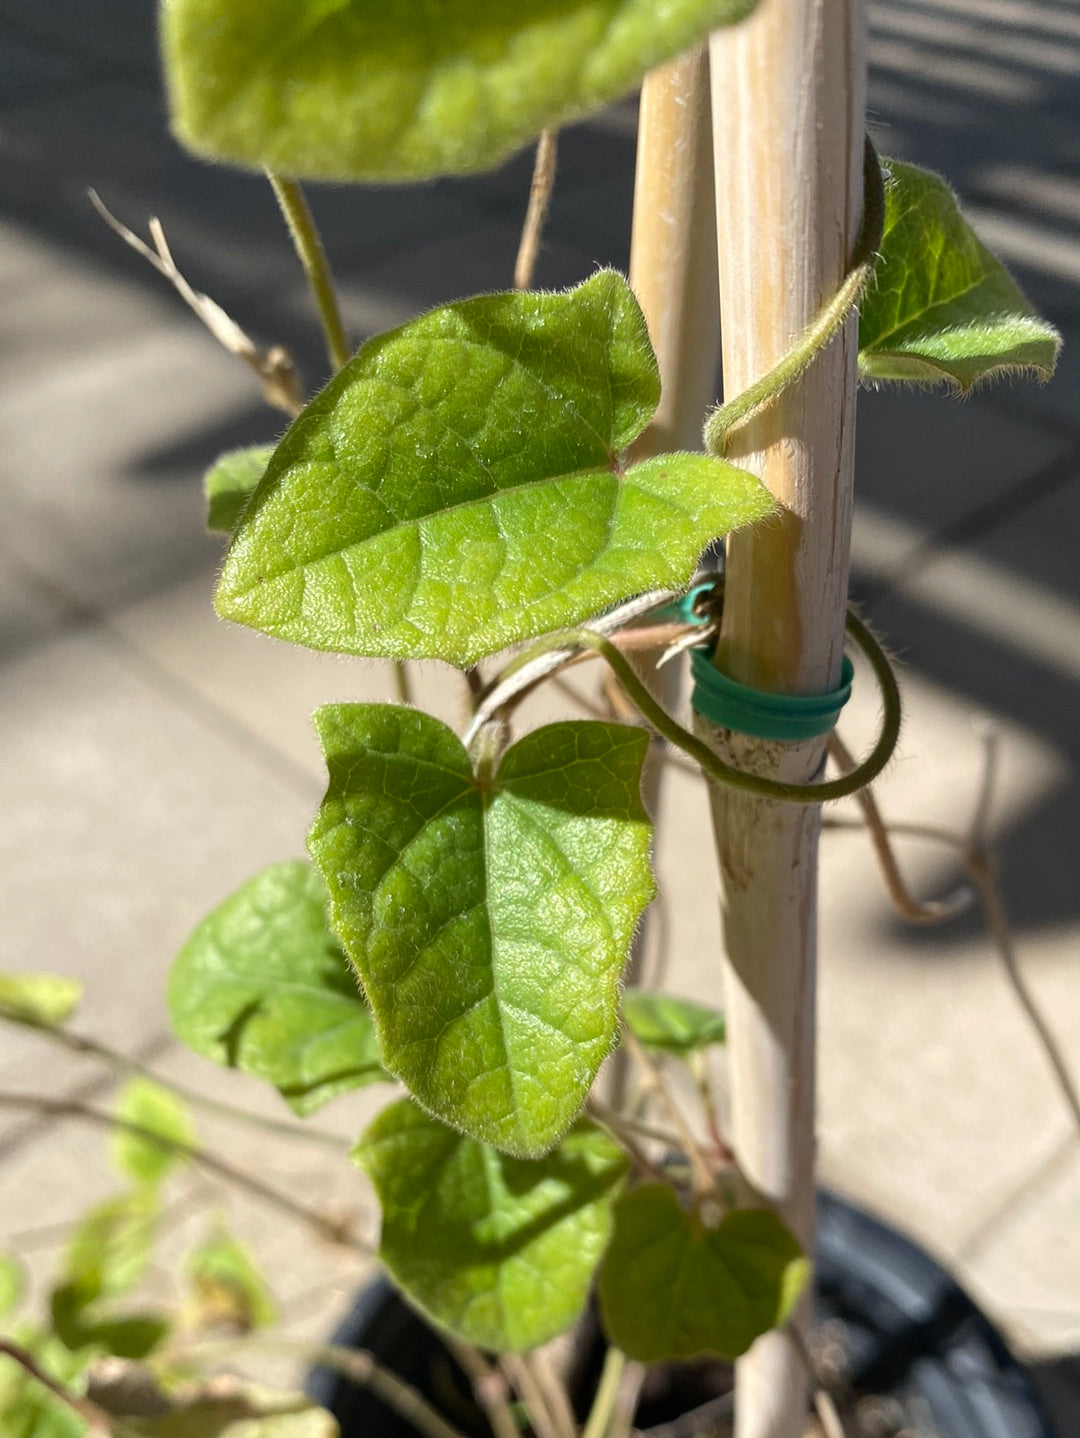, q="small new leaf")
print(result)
[111,1080,196,1189]
[216,273,774,667]
[356,1100,627,1352]
[164,0,759,182]
[859,158,1061,389]
[622,989,726,1055]
[599,1186,809,1362]
[204,445,276,534]
[168,861,385,1116]
[309,707,654,1157]
[0,973,82,1029]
